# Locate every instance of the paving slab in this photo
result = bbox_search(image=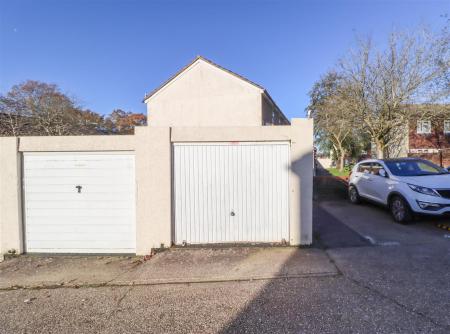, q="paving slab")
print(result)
[0,247,338,289]
[113,247,338,285]
[0,255,140,289]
